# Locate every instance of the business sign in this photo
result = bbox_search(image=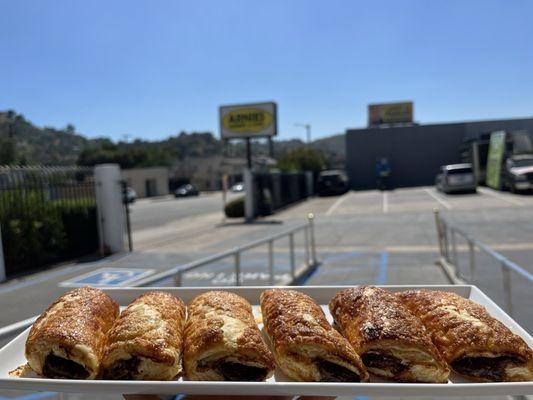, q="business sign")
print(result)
[368,102,413,126]
[219,102,277,139]
[486,131,506,189]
